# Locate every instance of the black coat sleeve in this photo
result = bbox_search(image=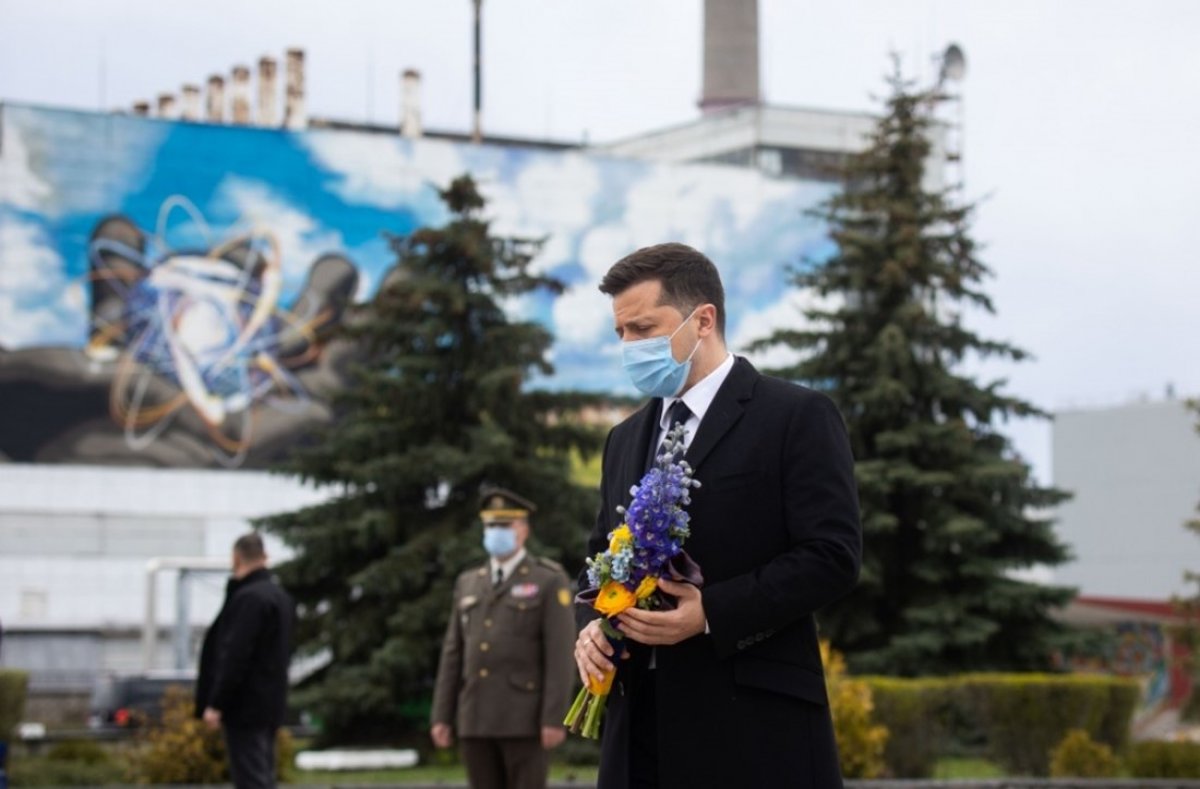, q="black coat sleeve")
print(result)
[208,591,269,712]
[701,391,862,659]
